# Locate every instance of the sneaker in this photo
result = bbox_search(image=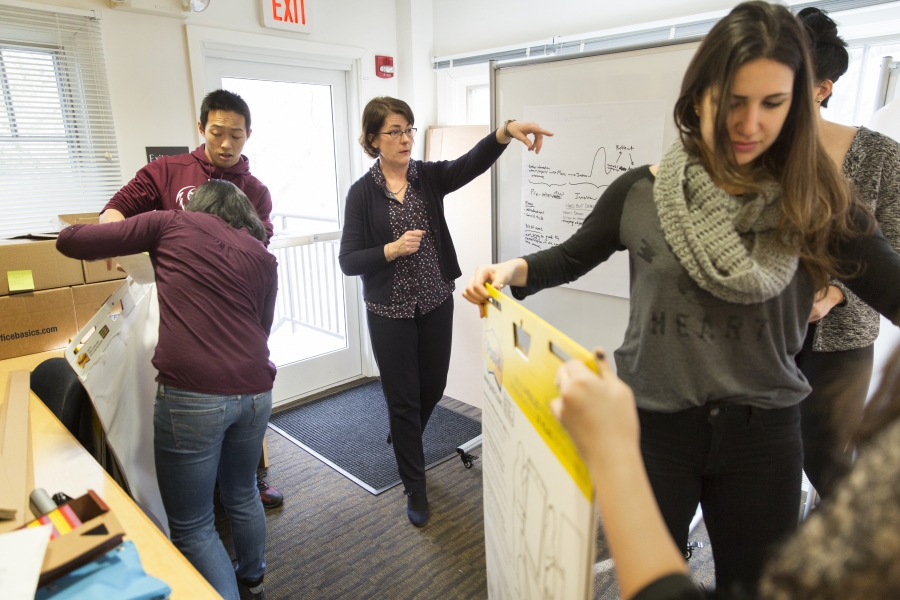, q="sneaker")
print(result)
[238,579,266,600]
[257,474,283,509]
[405,490,430,527]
